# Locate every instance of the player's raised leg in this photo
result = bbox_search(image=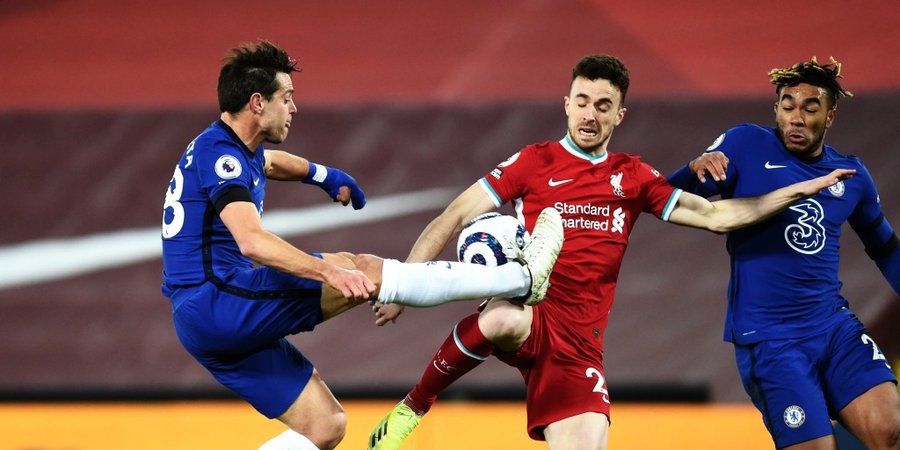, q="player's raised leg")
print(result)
[319,207,563,325]
[321,207,565,320]
[380,207,562,308]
